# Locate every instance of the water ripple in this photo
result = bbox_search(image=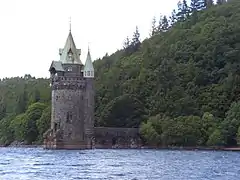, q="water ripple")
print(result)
[0,148,240,179]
